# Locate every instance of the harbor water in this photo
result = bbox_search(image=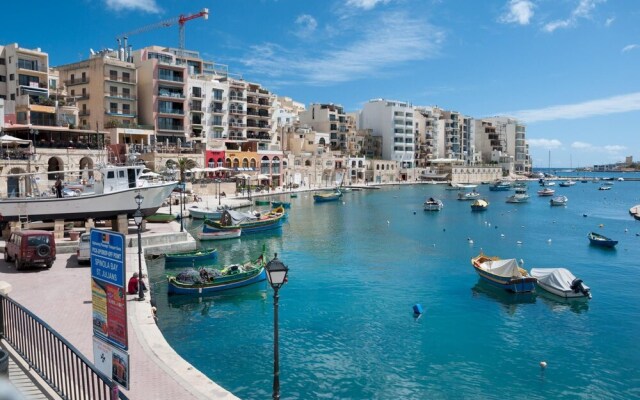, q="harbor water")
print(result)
[149,177,640,399]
